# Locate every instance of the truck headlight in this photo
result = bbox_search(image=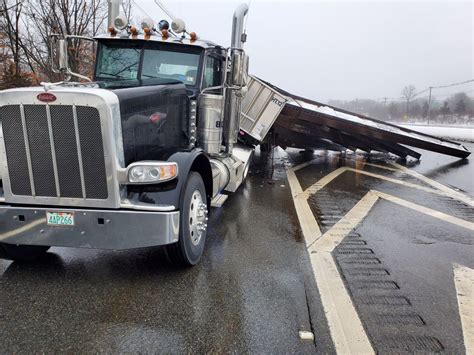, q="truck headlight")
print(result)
[128,162,178,184]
